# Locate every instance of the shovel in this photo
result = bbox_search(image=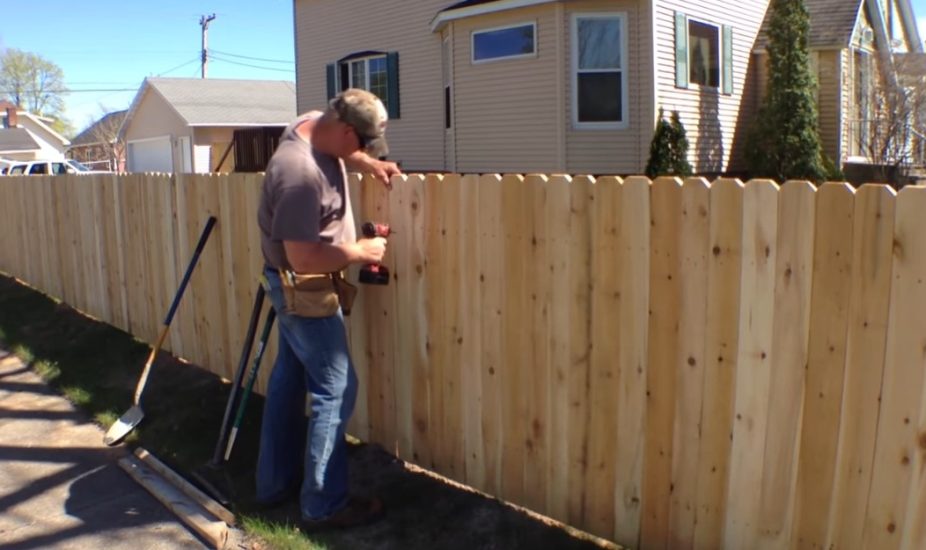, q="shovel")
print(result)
[104,216,217,446]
